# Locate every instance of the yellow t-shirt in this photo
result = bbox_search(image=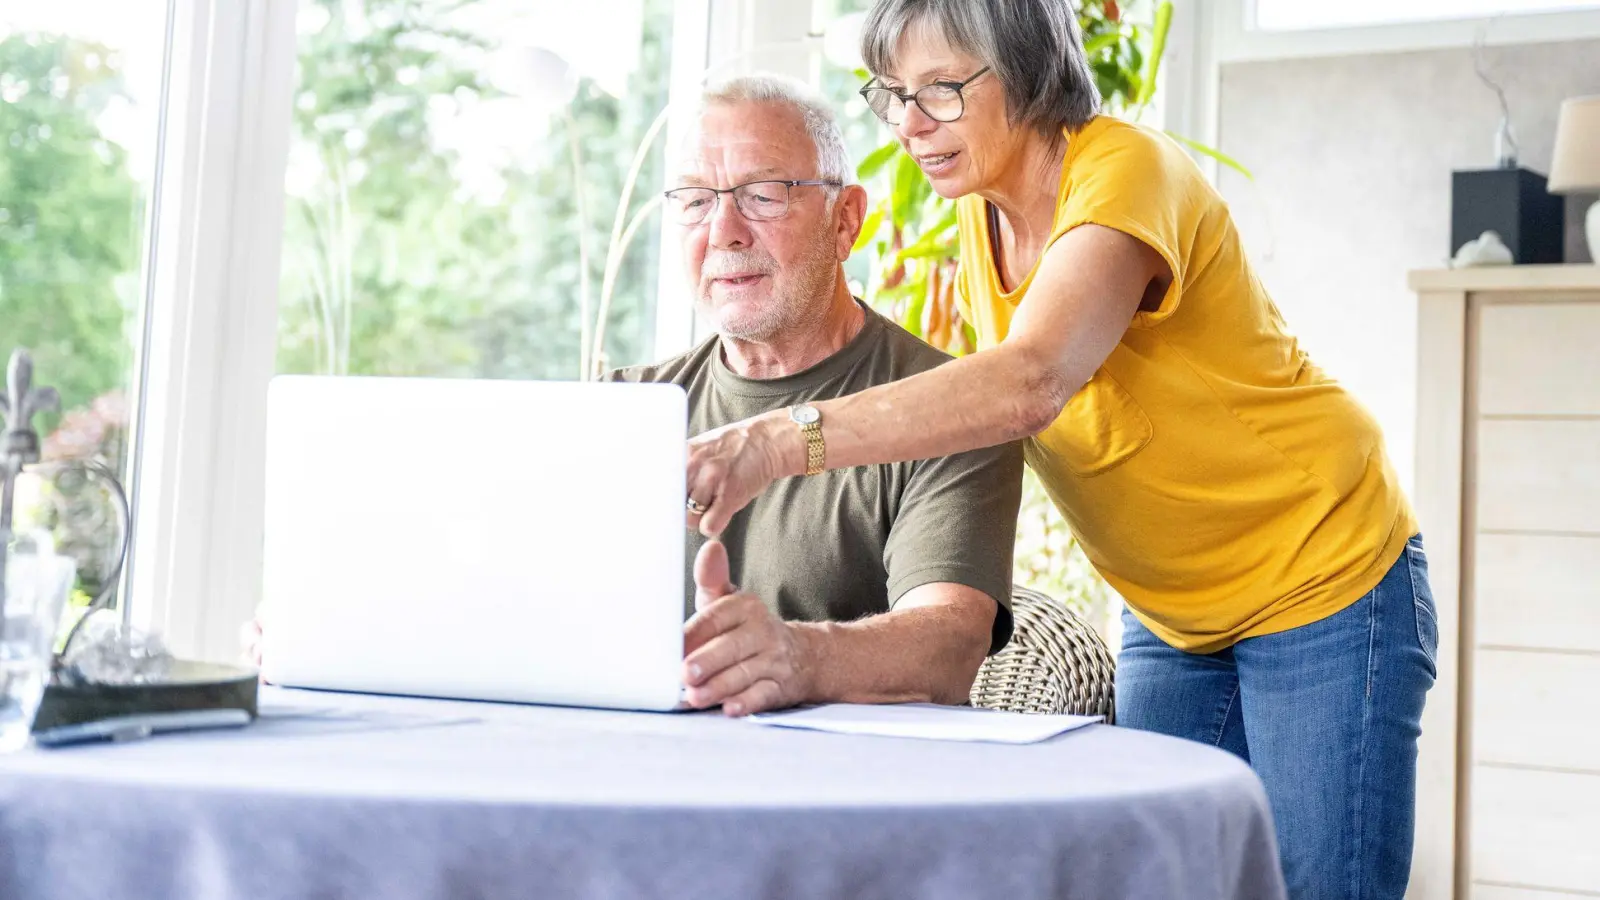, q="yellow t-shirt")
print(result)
[955,115,1416,654]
